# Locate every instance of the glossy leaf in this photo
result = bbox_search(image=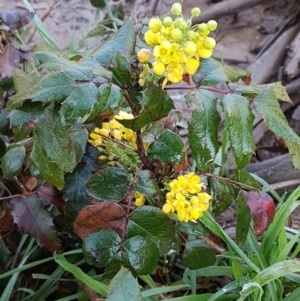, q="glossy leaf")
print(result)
[85,167,130,202]
[147,129,184,164]
[35,51,93,81]
[83,229,121,268]
[111,51,132,86]
[71,126,88,164]
[59,83,98,126]
[74,202,126,239]
[133,170,161,199]
[221,94,255,169]
[253,89,300,169]
[119,84,174,131]
[183,239,216,270]
[236,193,251,246]
[107,267,142,301]
[123,235,159,275]
[235,169,261,189]
[89,18,136,67]
[142,122,164,143]
[64,155,95,229]
[246,191,276,236]
[186,89,220,171]
[192,58,251,86]
[9,195,62,252]
[2,144,25,178]
[127,206,174,255]
[32,106,76,173]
